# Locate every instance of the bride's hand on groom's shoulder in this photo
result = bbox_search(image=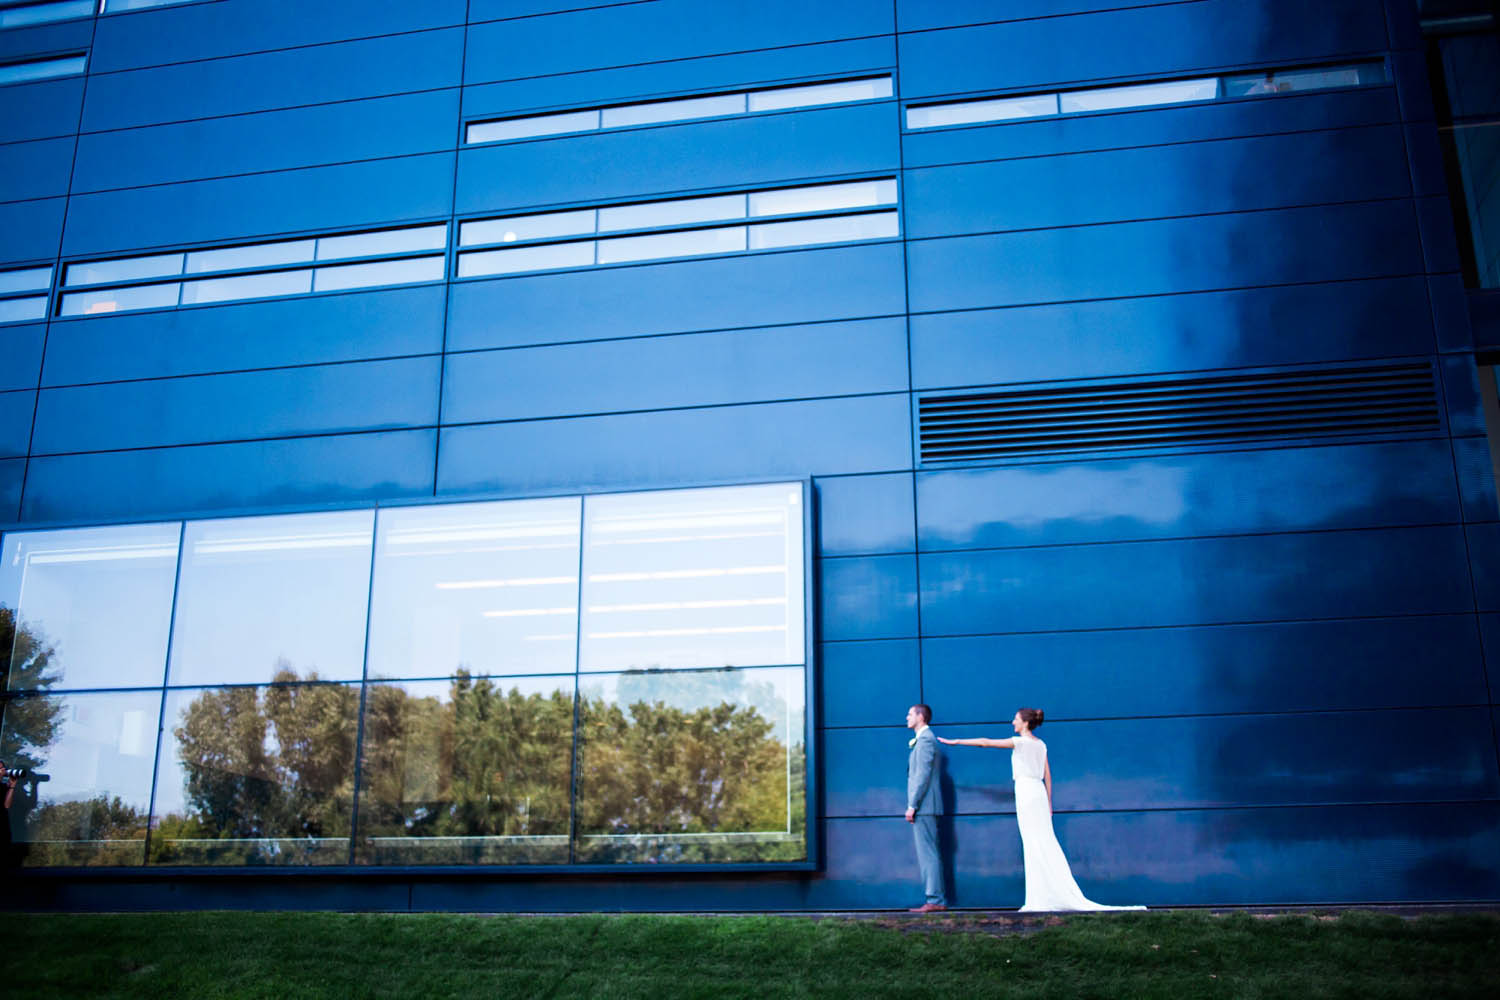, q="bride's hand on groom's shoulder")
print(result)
[936,736,955,744]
